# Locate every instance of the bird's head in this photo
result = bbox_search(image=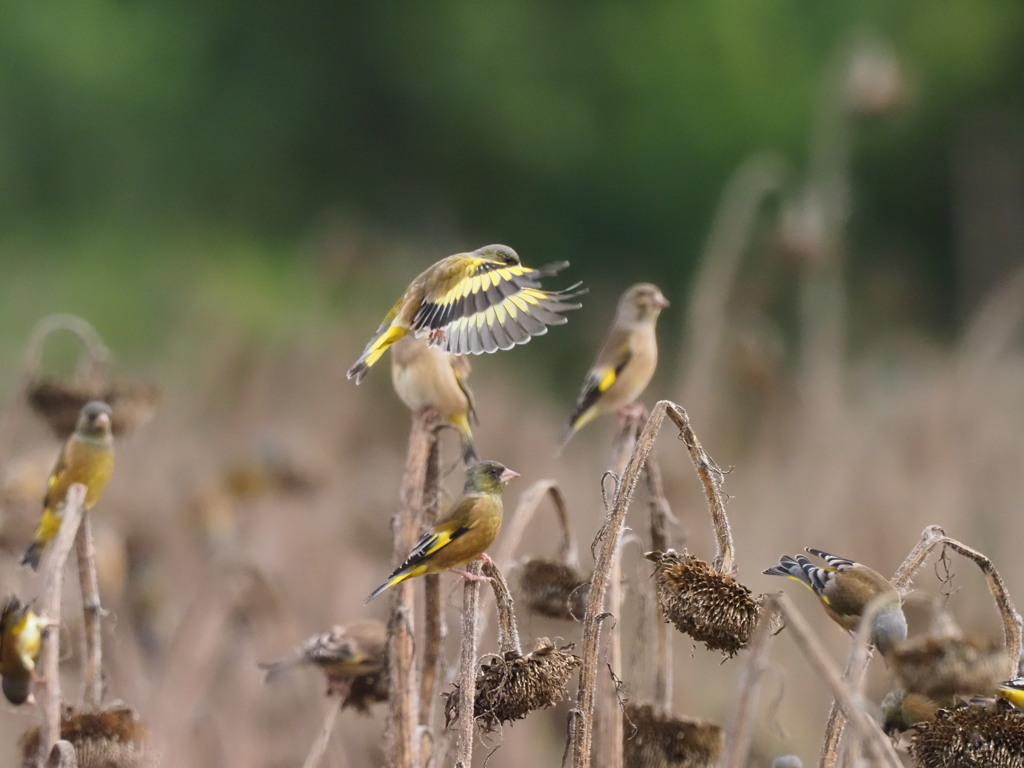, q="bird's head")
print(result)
[872,602,909,655]
[619,283,669,323]
[473,244,521,267]
[465,460,520,494]
[77,401,113,439]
